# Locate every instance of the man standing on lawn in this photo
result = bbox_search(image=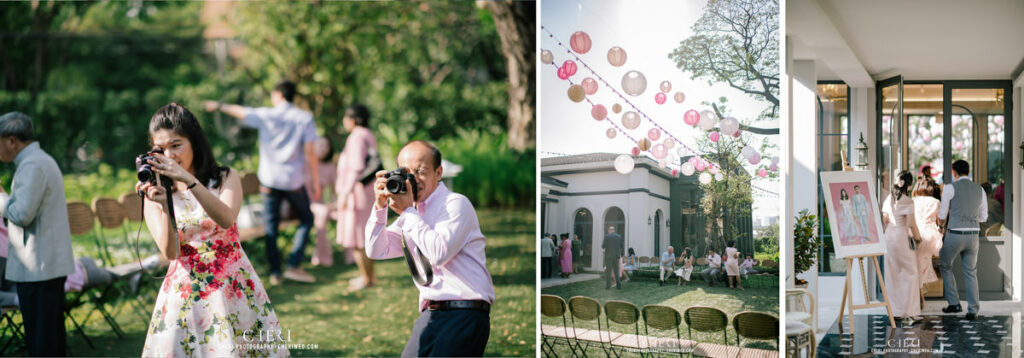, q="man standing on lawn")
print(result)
[0,112,74,356]
[365,140,494,357]
[602,225,624,290]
